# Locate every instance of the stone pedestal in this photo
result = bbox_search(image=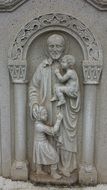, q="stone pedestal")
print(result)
[11,161,28,181]
[79,165,97,185]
